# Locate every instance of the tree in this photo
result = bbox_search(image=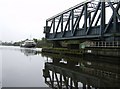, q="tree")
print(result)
[33,38,38,43]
